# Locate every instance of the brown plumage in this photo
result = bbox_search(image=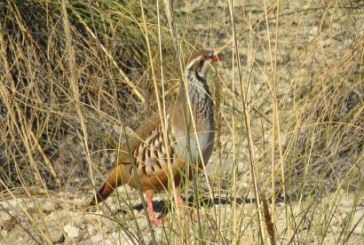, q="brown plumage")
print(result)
[89,52,219,224]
